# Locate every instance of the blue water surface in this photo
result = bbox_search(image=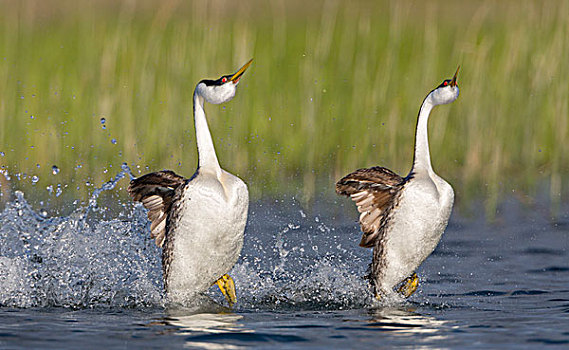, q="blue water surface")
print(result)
[0,176,567,349]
